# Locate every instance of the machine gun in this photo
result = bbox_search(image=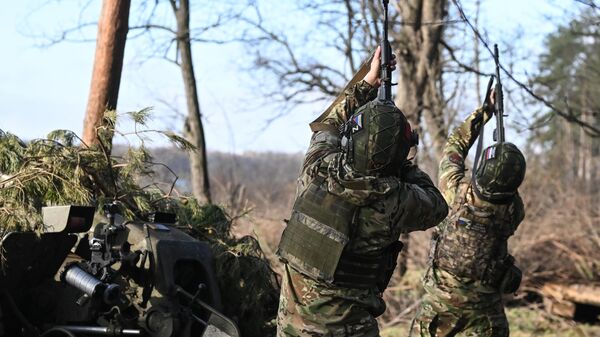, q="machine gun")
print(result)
[0,204,239,337]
